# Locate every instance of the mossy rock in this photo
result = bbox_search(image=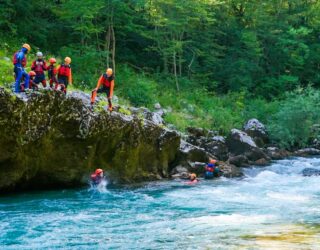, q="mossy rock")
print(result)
[0,88,180,192]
